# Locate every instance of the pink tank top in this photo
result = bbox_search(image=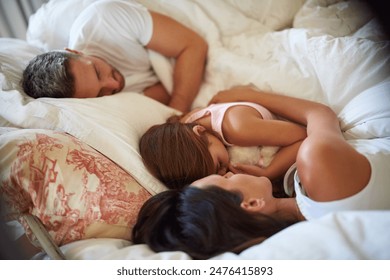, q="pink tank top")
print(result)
[184,102,276,146]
